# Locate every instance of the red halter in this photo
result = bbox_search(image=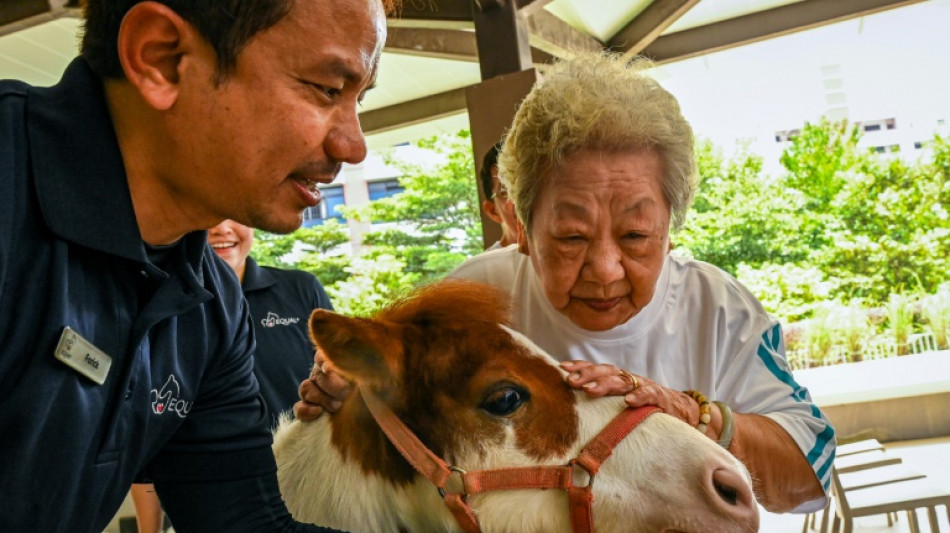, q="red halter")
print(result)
[361,388,661,533]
